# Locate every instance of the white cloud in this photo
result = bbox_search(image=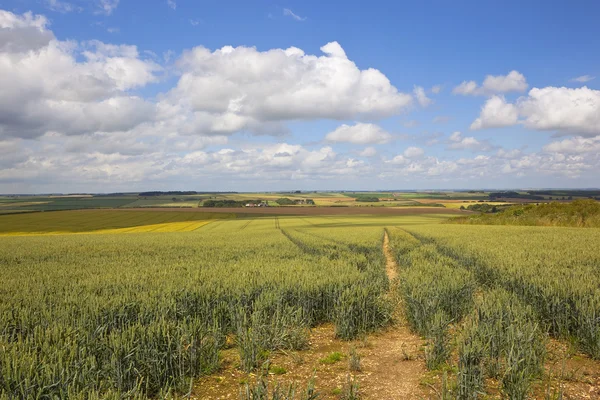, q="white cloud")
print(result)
[543,135,600,155]
[518,86,600,137]
[167,0,177,10]
[447,131,492,151]
[95,0,120,15]
[386,146,425,166]
[0,10,55,52]
[471,86,600,136]
[0,10,48,30]
[165,41,412,135]
[570,75,595,83]
[453,80,479,95]
[454,70,528,96]
[403,146,424,158]
[359,147,377,157]
[431,85,443,94]
[325,123,392,145]
[387,154,408,165]
[283,8,306,21]
[190,19,200,26]
[1,139,377,192]
[482,70,528,93]
[45,0,78,13]
[0,11,161,139]
[403,120,419,128]
[106,27,119,33]
[413,85,433,107]
[470,95,519,130]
